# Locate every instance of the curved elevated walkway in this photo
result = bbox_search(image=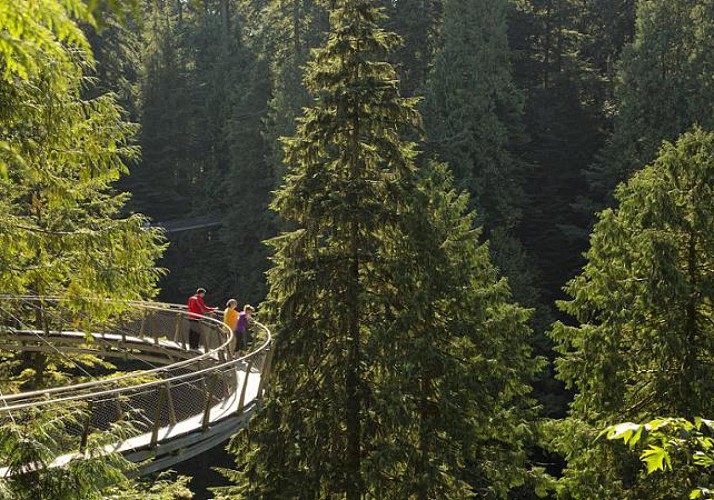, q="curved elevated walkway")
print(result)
[0,297,273,476]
